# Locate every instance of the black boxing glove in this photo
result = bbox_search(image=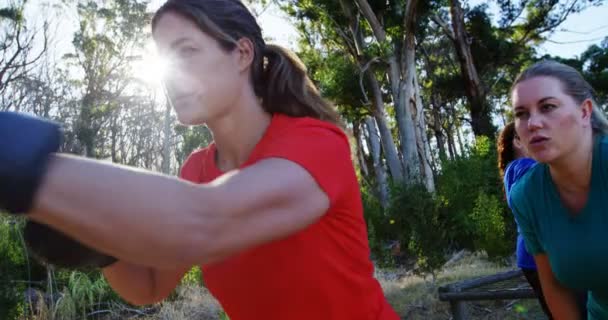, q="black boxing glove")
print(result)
[24,221,117,269]
[0,112,62,214]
